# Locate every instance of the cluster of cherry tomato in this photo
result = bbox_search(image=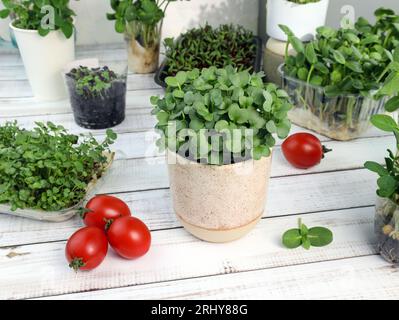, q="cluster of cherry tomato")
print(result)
[65,195,151,272]
[282,133,331,169]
